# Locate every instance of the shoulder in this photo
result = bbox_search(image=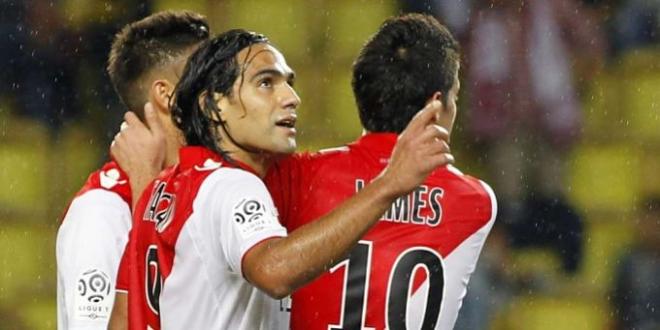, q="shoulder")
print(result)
[434,165,497,220]
[60,189,131,234]
[439,165,495,198]
[285,147,351,165]
[59,160,134,230]
[317,146,350,155]
[75,161,132,205]
[204,166,265,189]
[196,167,272,208]
[69,188,130,213]
[57,192,131,265]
